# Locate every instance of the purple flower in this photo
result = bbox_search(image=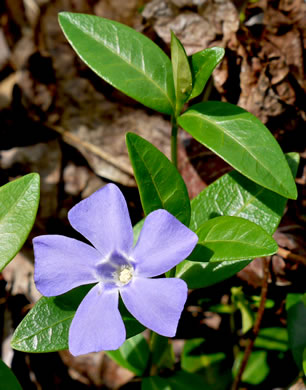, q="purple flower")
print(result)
[33,184,198,356]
